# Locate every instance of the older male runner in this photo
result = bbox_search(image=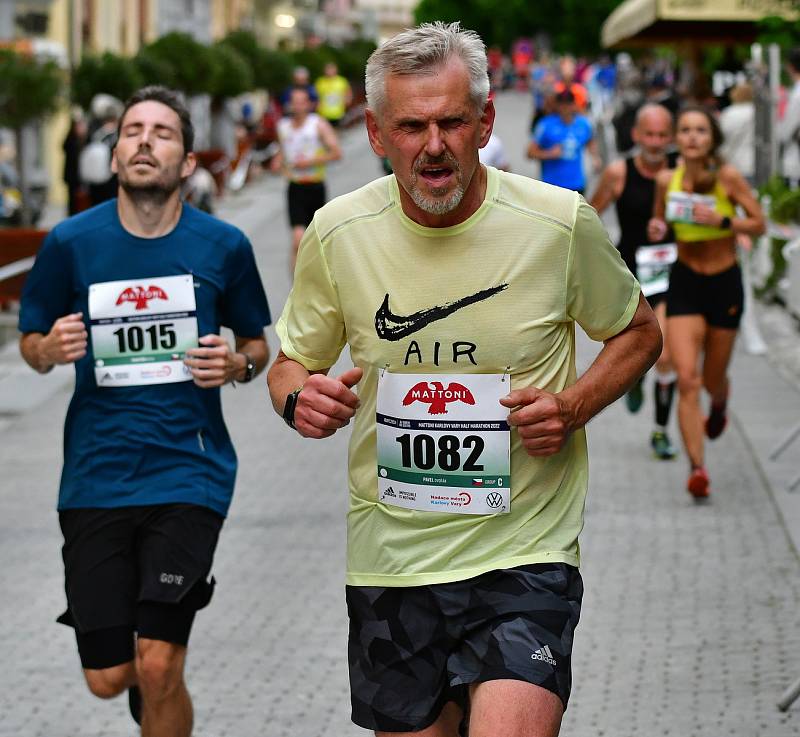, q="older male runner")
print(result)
[19,86,271,736]
[590,103,679,459]
[268,23,660,737]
